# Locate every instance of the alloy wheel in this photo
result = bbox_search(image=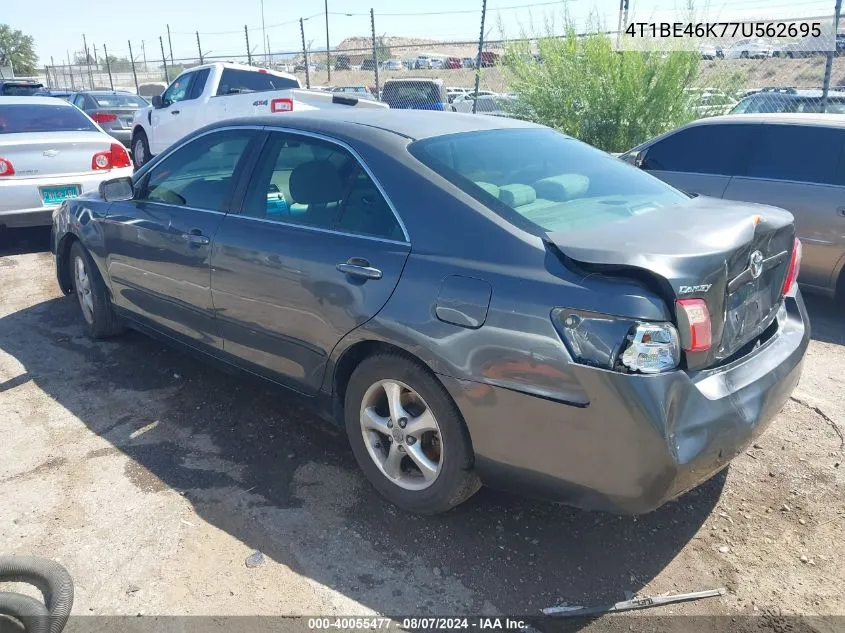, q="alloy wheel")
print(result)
[74,255,94,324]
